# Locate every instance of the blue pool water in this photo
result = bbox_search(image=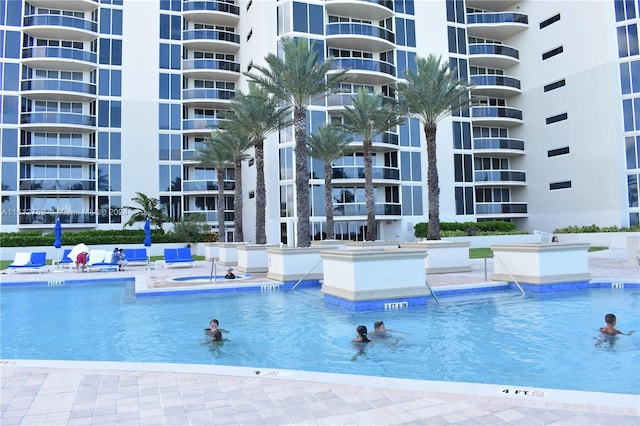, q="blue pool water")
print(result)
[1,282,639,395]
